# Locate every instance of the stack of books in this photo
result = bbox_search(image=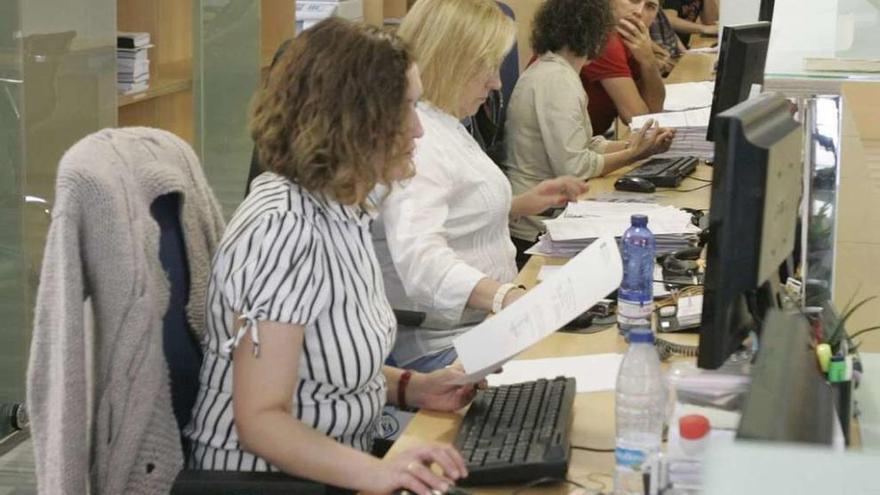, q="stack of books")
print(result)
[117,32,151,95]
